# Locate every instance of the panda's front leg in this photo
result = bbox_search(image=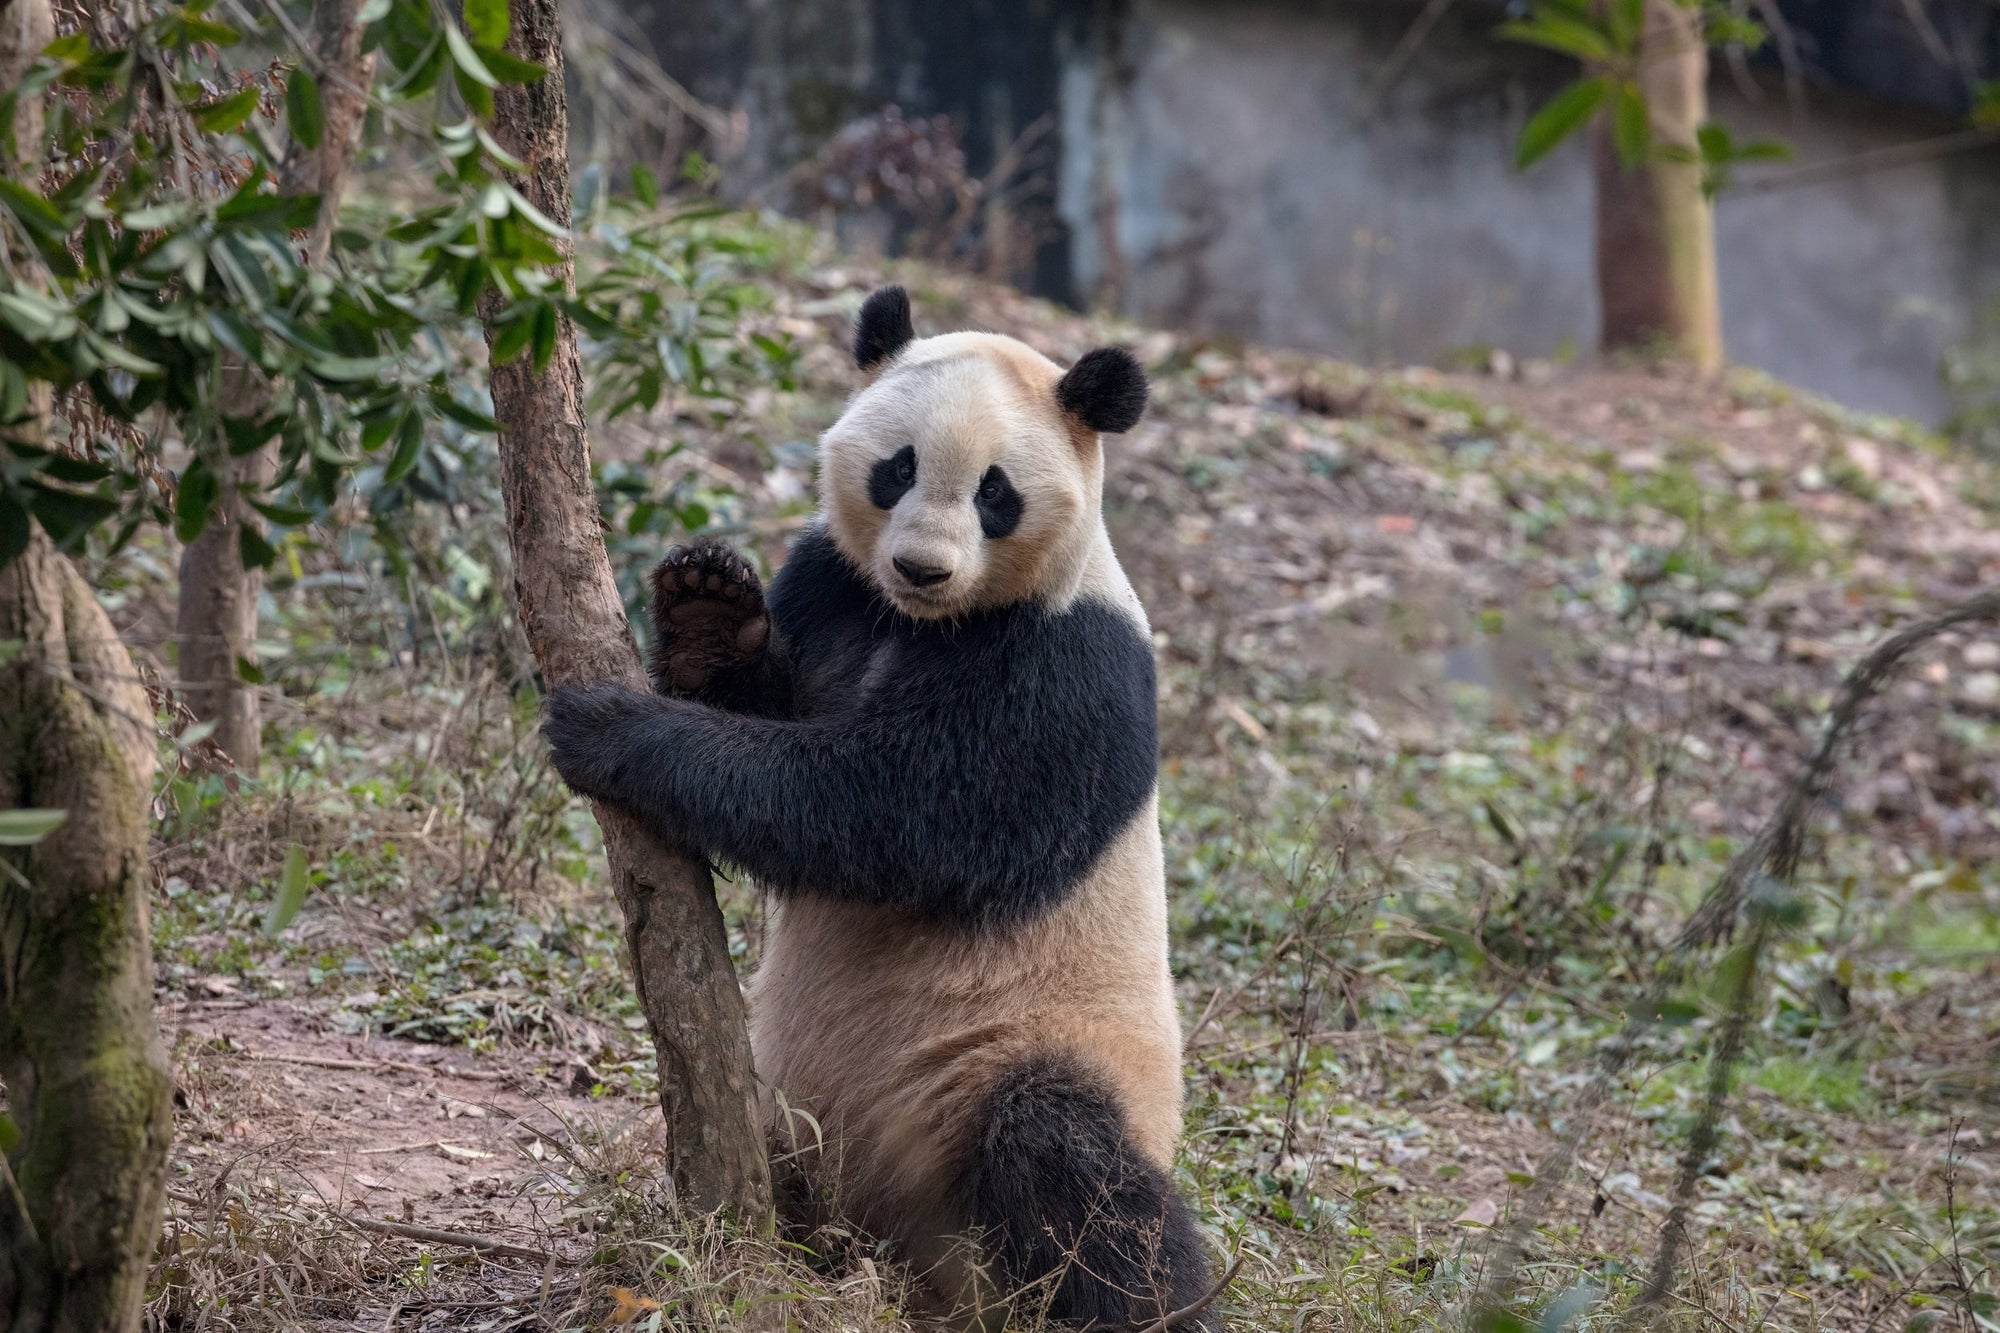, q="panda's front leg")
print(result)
[541,681,665,807]
[648,541,793,716]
